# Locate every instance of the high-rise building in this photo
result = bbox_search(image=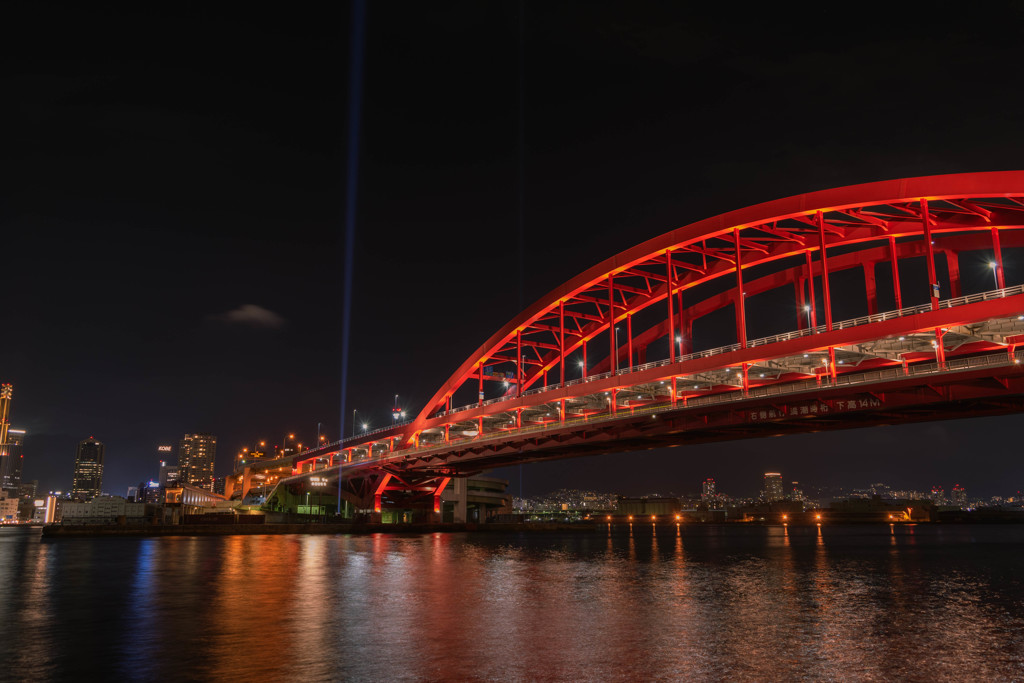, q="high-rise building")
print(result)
[951,484,967,508]
[158,460,180,488]
[702,478,716,499]
[179,433,216,491]
[930,486,947,505]
[71,437,105,501]
[763,472,785,502]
